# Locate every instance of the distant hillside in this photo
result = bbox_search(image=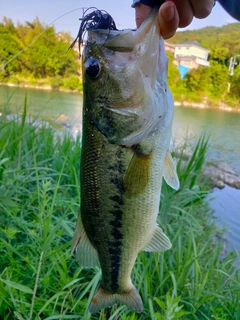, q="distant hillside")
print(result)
[168,23,240,60]
[166,23,240,108]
